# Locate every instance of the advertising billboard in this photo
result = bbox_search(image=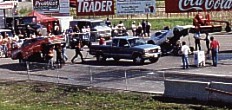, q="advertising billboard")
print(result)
[33,0,70,16]
[165,0,232,13]
[76,0,115,16]
[116,0,156,15]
